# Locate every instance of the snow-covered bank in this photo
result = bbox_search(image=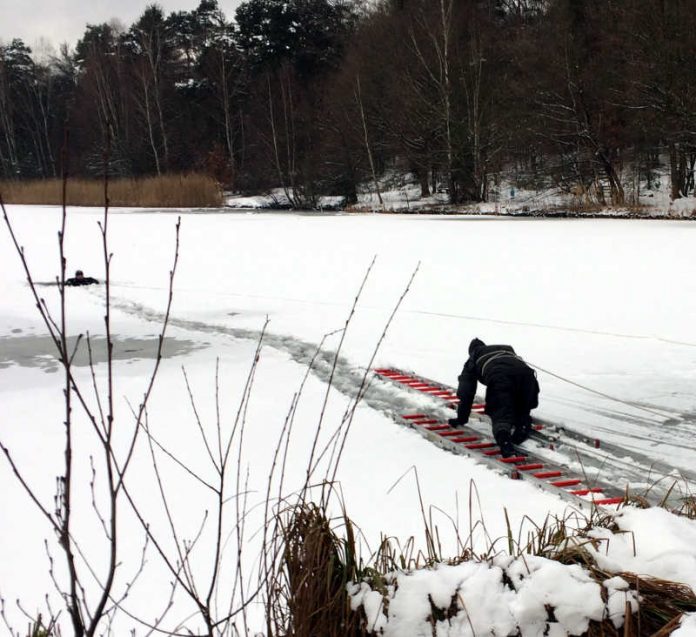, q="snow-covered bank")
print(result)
[349,551,696,637]
[2,206,696,634]
[226,173,696,218]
